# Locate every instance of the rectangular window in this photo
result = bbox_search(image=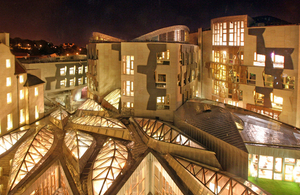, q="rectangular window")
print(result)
[6,77,11,86]
[272,53,284,68]
[35,105,39,119]
[60,66,66,76]
[253,52,266,66]
[258,155,273,179]
[157,50,170,65]
[19,75,24,83]
[85,77,87,84]
[60,79,66,87]
[285,164,294,181]
[7,93,12,104]
[247,73,256,85]
[254,91,264,105]
[157,94,170,110]
[275,157,282,172]
[78,66,83,74]
[35,87,38,96]
[6,59,11,68]
[271,93,283,111]
[123,81,134,96]
[85,66,88,73]
[7,114,13,130]
[78,77,83,85]
[69,66,75,75]
[123,102,134,108]
[123,55,134,75]
[282,76,295,89]
[70,78,75,86]
[20,109,25,124]
[295,160,300,183]
[20,89,24,100]
[157,74,166,82]
[264,74,273,87]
